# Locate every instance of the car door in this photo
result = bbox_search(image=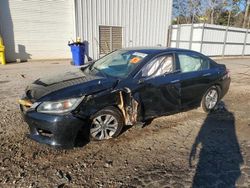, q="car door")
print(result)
[176,51,213,109]
[134,53,181,120]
